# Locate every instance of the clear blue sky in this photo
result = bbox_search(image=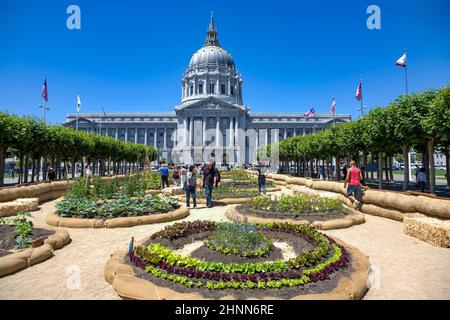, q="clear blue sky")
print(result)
[0,0,449,124]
